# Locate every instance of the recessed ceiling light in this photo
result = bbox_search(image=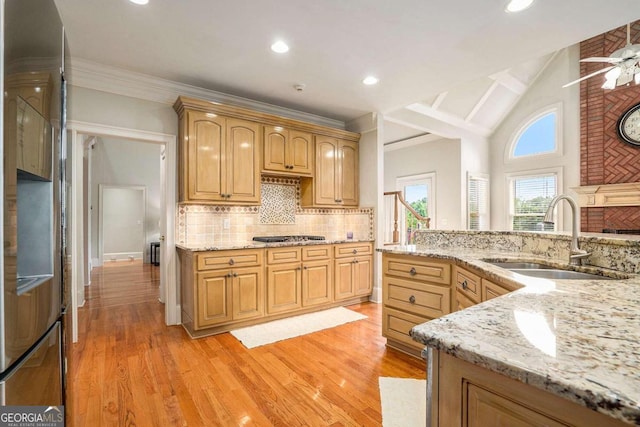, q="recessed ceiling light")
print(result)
[129,0,149,4]
[505,0,534,12]
[362,76,379,85]
[271,40,289,54]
